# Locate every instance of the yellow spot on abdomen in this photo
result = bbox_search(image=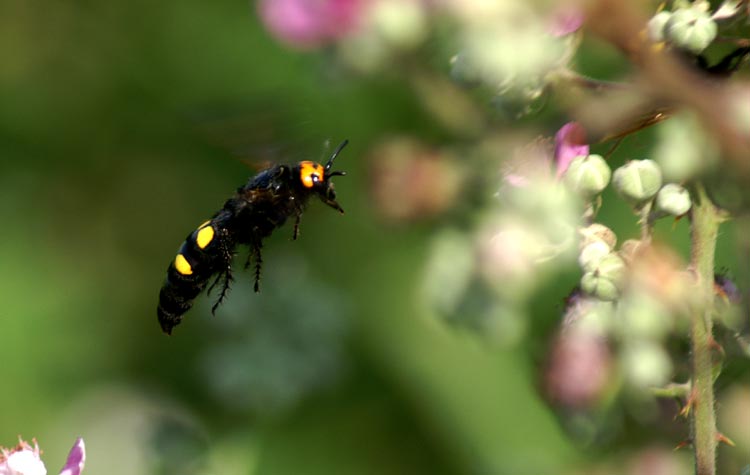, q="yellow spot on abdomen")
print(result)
[174,254,193,275]
[196,225,215,249]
